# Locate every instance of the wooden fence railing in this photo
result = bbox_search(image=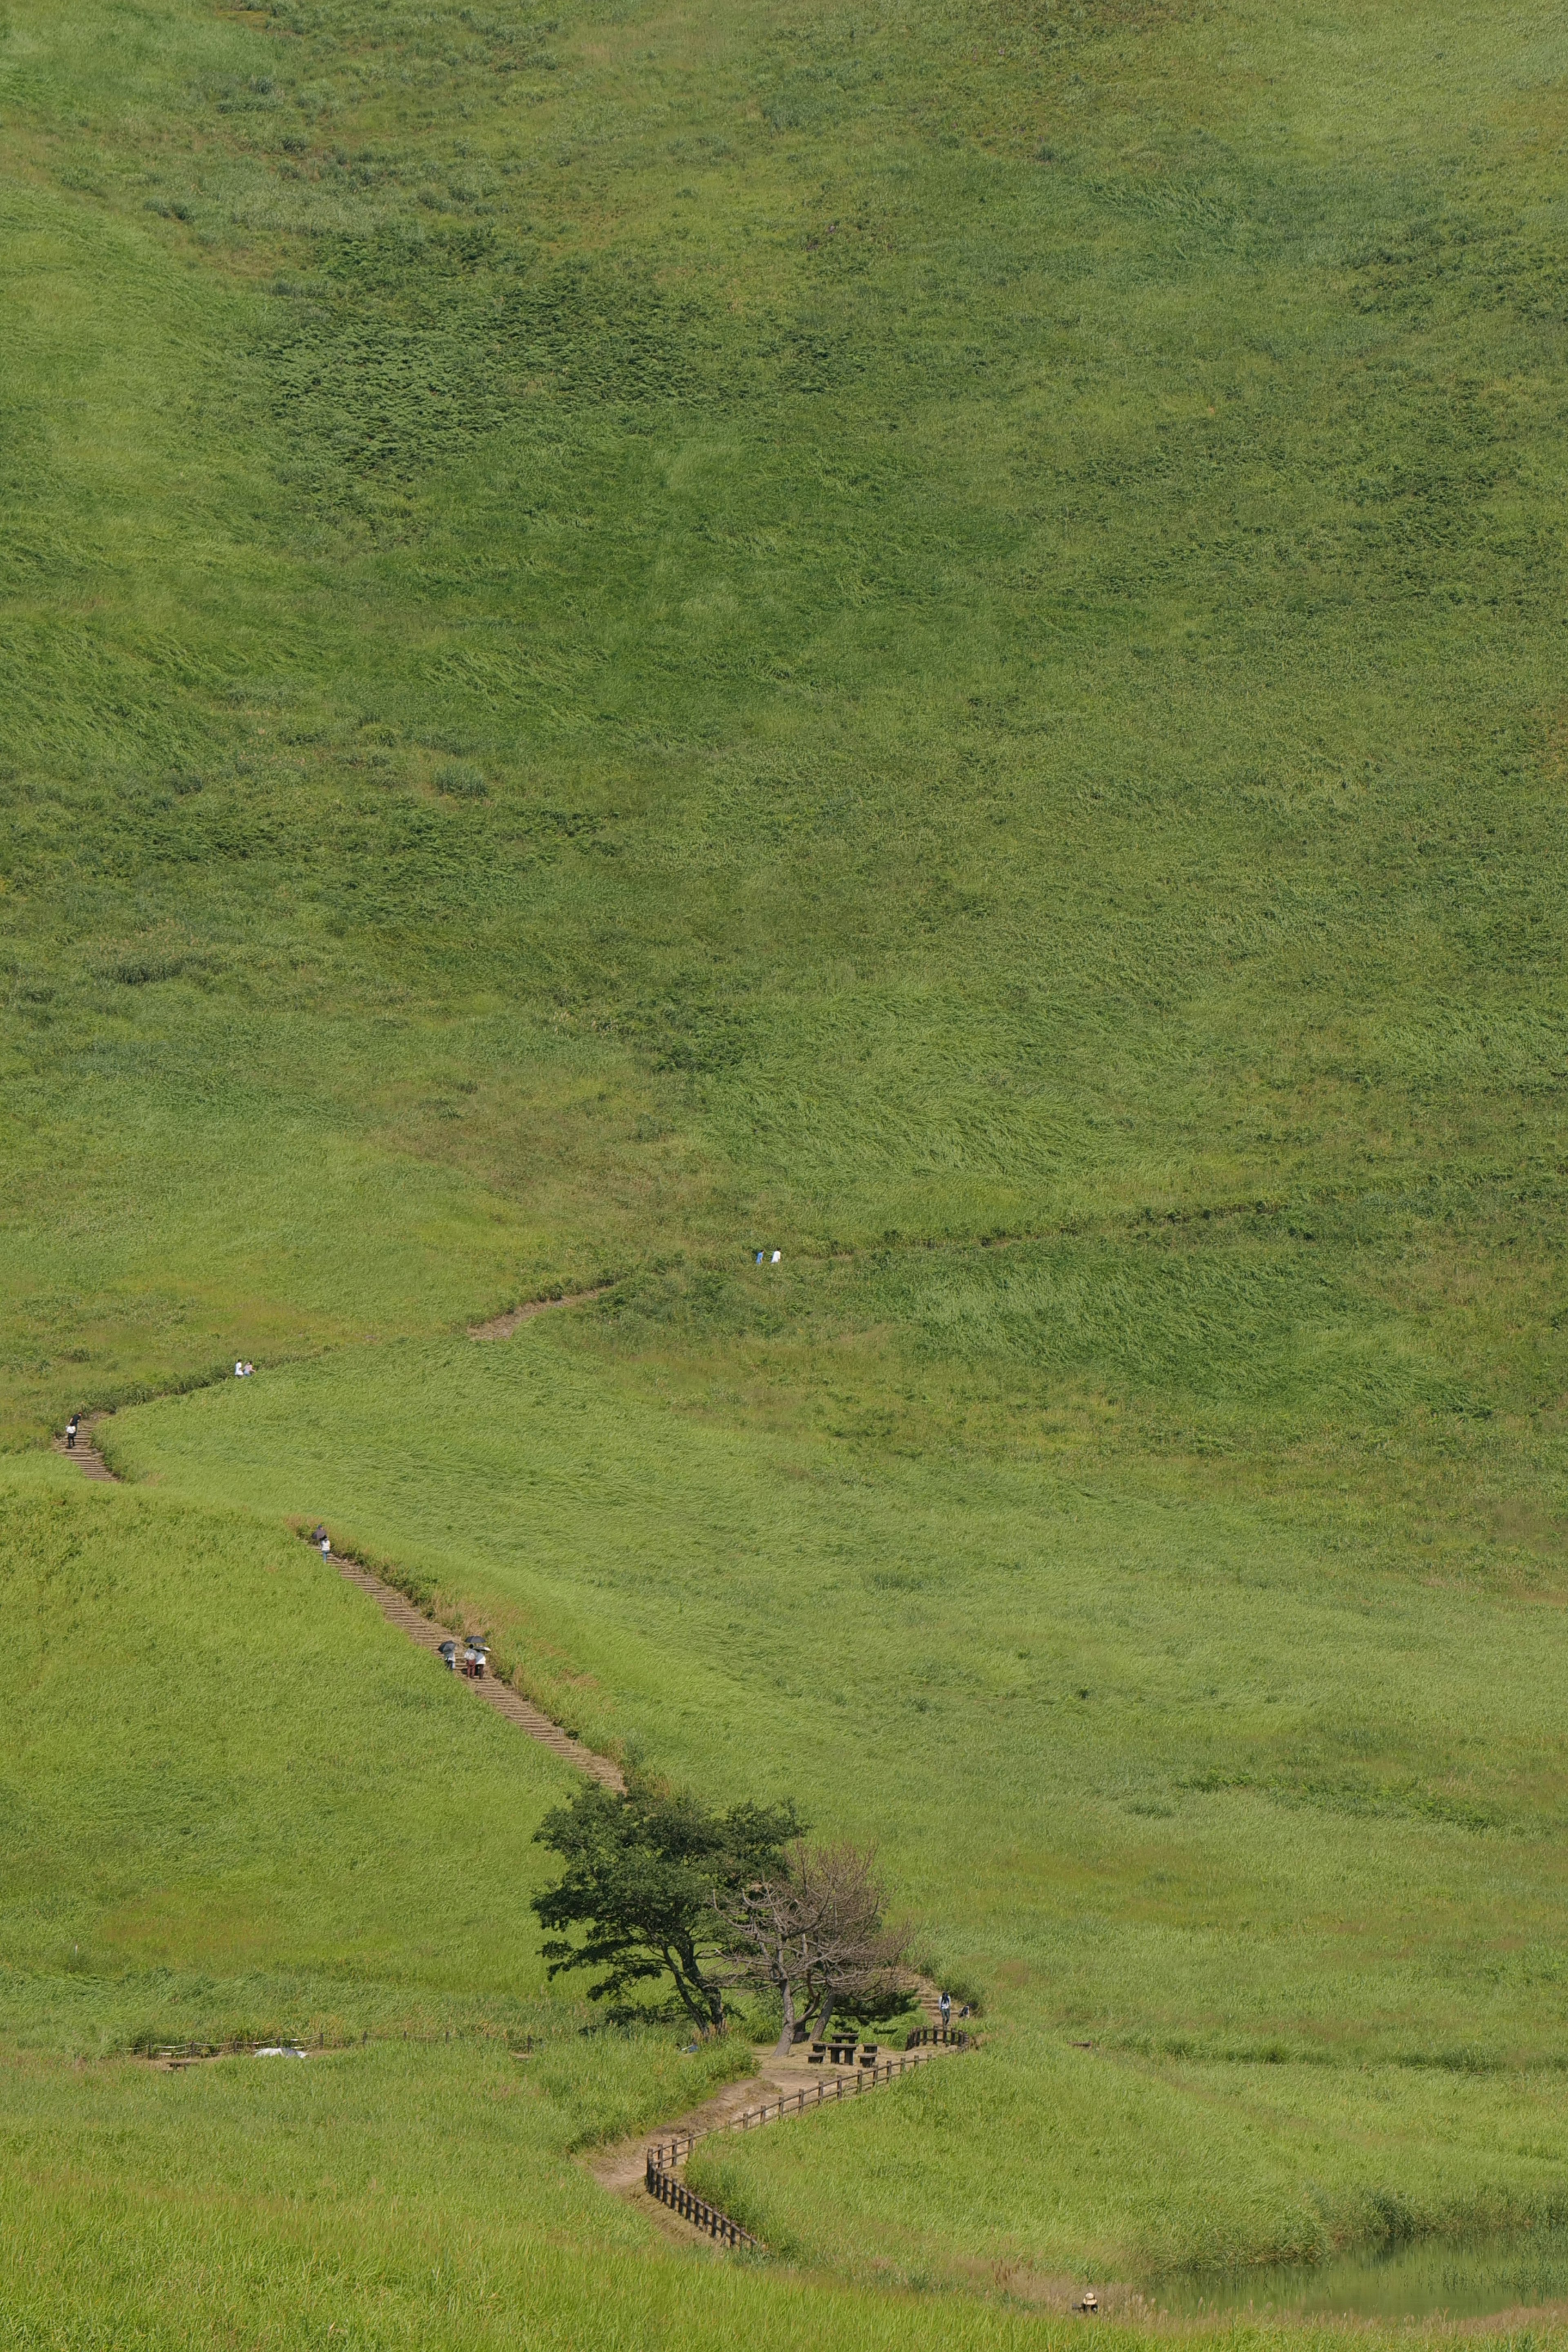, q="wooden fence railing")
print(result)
[645,2029,978,2248]
[648,2039,975,2172]
[644,2150,761,2249]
